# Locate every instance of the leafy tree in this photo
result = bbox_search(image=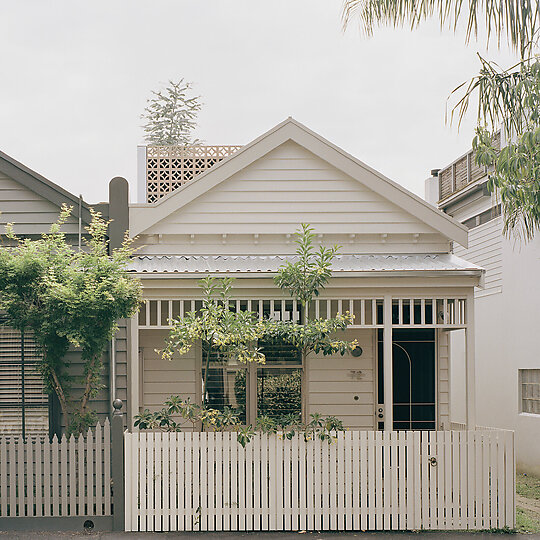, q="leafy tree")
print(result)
[343,0,540,239]
[275,223,338,317]
[269,224,357,367]
[457,58,540,240]
[474,122,540,239]
[161,276,266,407]
[141,78,202,146]
[0,206,142,434]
